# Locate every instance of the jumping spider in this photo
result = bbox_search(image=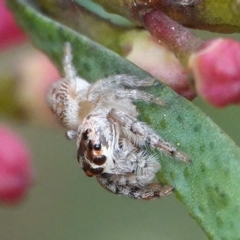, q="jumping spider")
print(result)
[47,43,191,200]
